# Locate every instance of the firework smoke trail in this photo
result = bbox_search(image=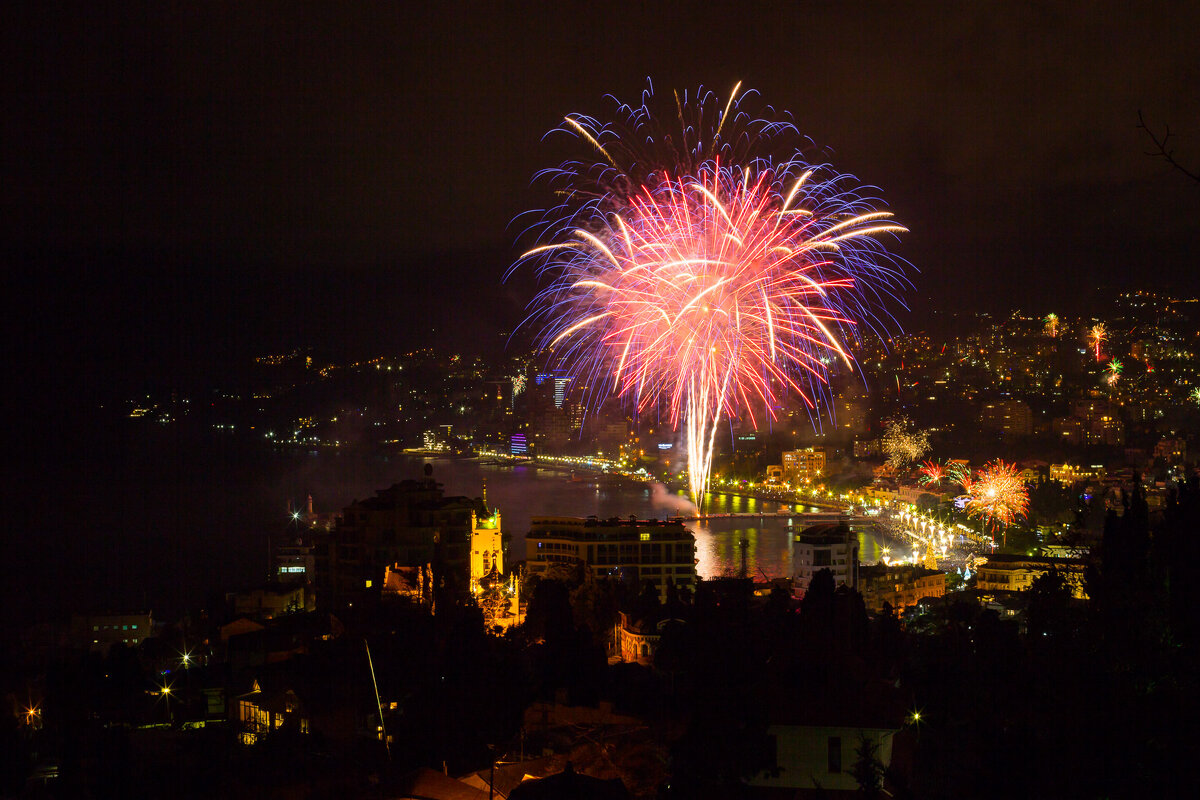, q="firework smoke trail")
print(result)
[513,83,911,502]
